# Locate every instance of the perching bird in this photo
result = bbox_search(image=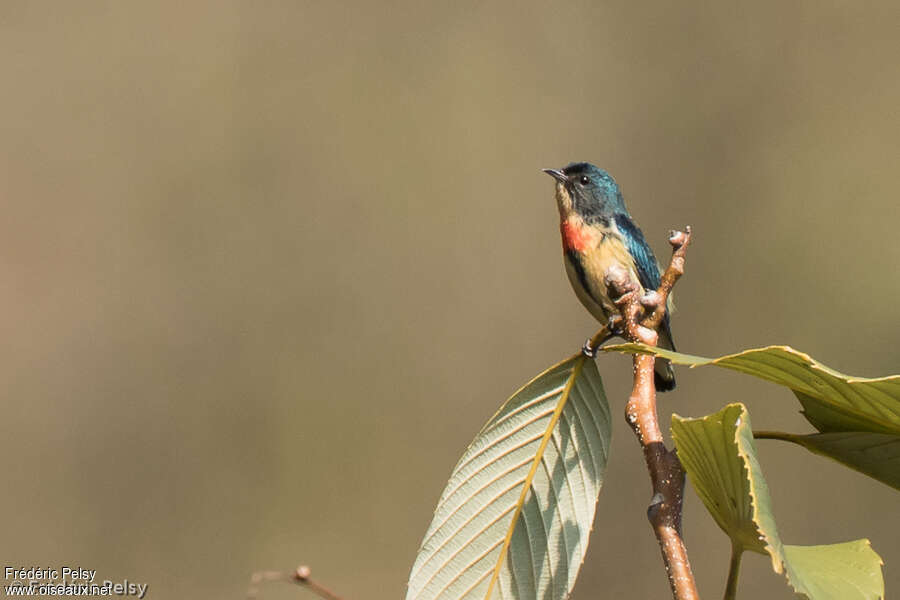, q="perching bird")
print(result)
[543,162,676,391]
